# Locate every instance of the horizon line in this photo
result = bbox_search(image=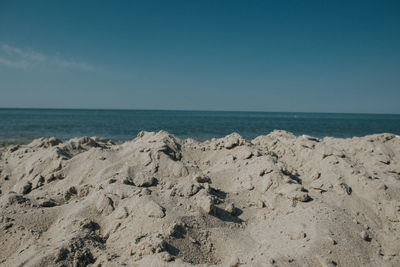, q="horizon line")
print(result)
[0,106,399,116]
